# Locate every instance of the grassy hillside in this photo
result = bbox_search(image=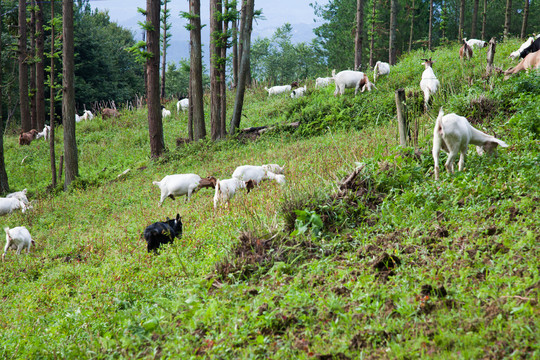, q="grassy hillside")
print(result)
[1,39,538,359]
